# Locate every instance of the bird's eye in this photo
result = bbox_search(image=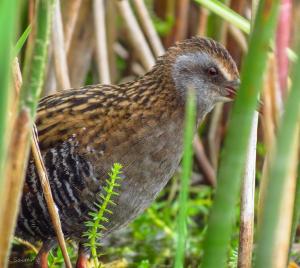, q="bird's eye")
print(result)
[207,67,218,76]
